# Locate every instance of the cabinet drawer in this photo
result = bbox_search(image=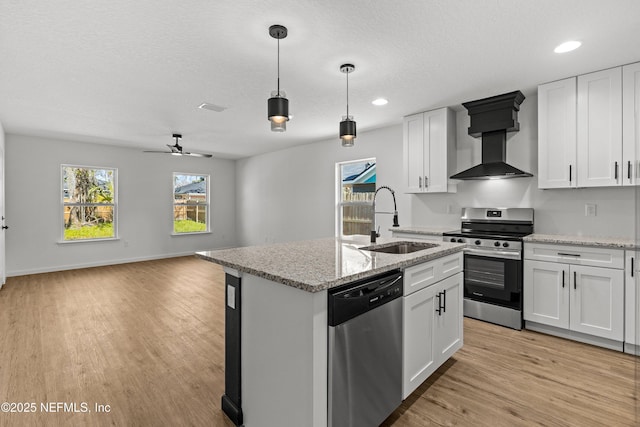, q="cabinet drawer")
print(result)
[404,252,463,296]
[524,243,624,269]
